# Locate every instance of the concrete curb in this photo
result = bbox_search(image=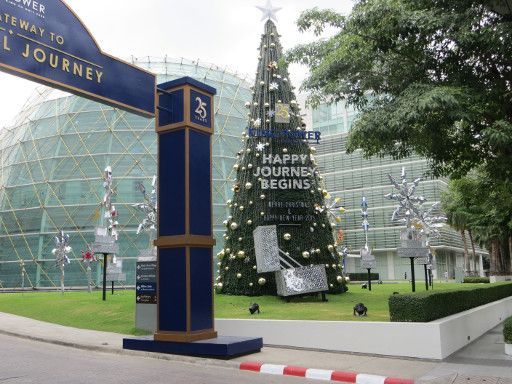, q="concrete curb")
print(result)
[240,361,415,384]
